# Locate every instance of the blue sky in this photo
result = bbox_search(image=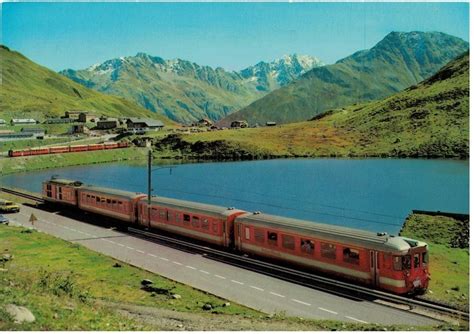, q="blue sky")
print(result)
[1,2,469,71]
